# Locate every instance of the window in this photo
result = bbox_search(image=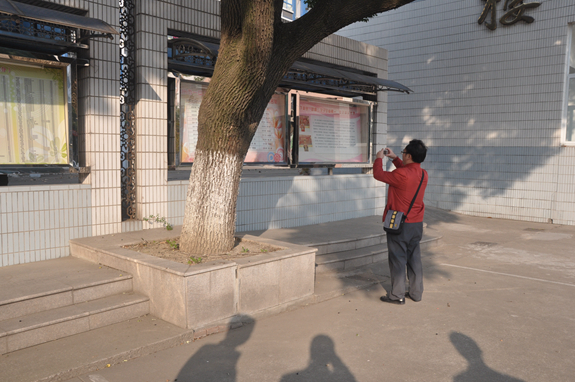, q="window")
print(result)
[297,95,371,164]
[168,74,375,168]
[0,60,69,165]
[565,25,575,143]
[171,75,288,165]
